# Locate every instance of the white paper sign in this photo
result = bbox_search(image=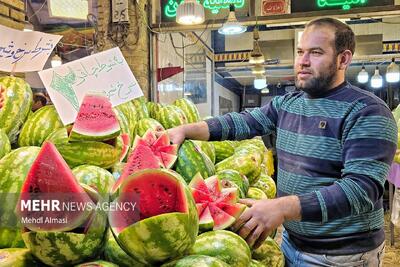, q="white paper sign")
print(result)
[39,47,143,125]
[0,25,62,72]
